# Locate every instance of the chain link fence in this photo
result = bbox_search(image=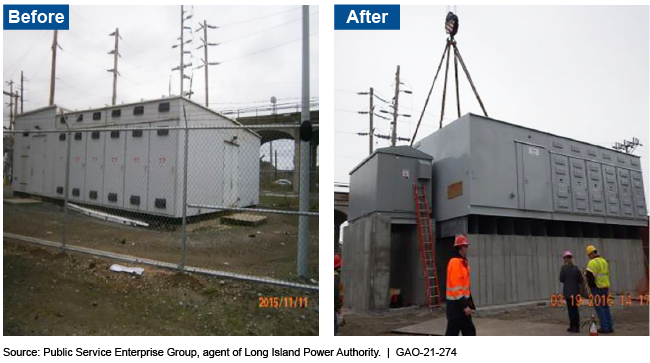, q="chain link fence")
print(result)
[3,110,318,291]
